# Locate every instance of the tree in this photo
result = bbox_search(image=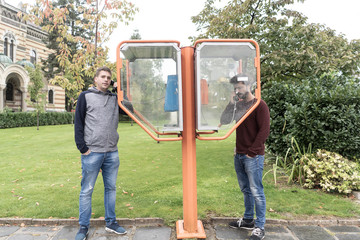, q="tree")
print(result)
[40,0,94,80]
[191,0,360,84]
[27,65,46,130]
[39,0,96,111]
[130,29,141,40]
[20,0,138,109]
